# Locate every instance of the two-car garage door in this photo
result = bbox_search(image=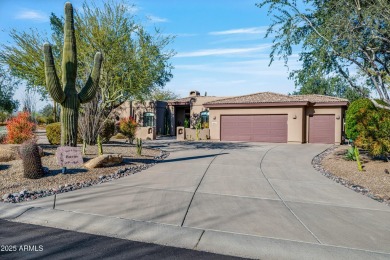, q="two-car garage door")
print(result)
[220,114,335,144]
[221,115,288,142]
